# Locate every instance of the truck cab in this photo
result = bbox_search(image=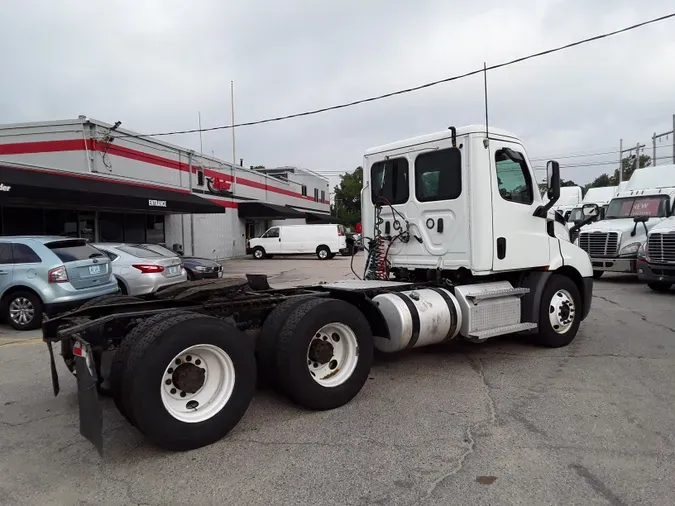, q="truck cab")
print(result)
[566,185,618,241]
[637,215,675,291]
[361,125,593,344]
[576,165,675,278]
[361,125,591,277]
